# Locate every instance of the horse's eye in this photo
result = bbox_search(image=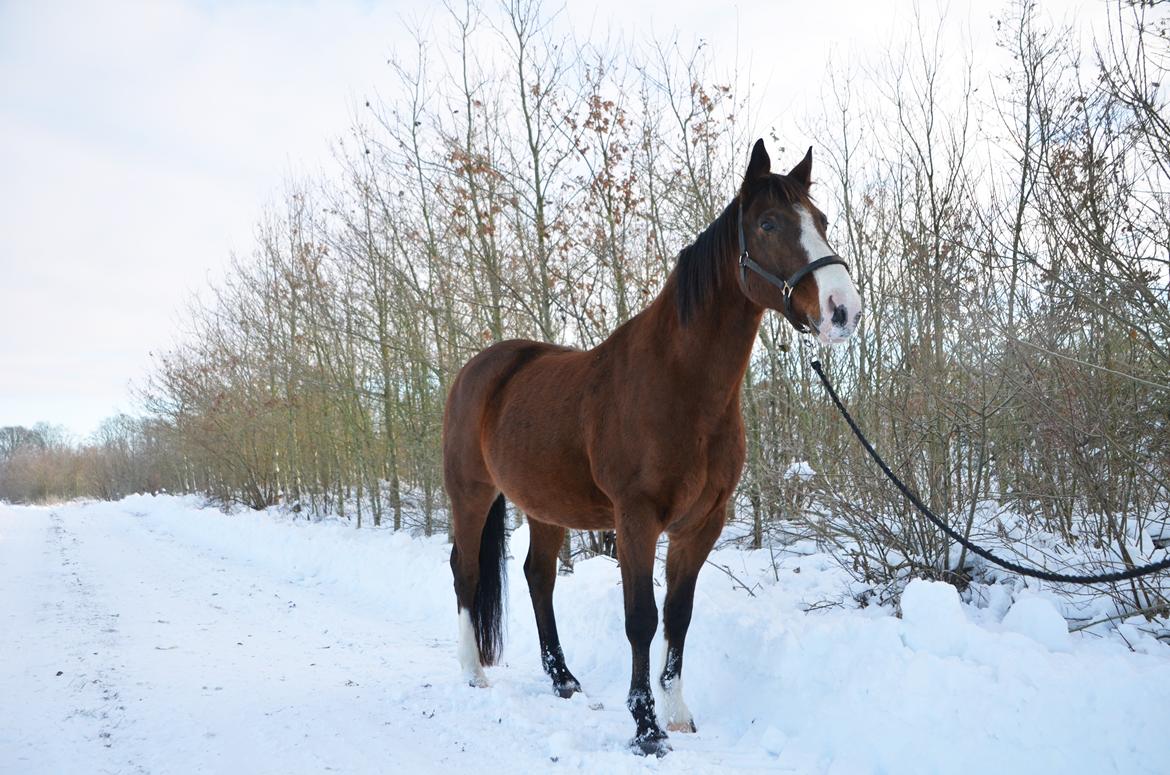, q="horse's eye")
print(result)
[760,220,775,232]
[819,214,829,228]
